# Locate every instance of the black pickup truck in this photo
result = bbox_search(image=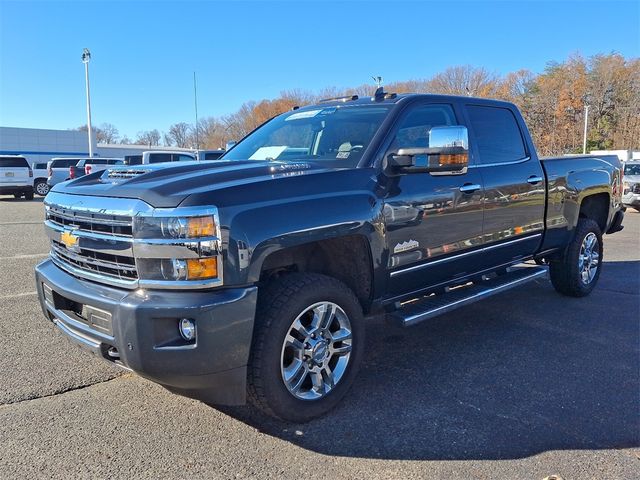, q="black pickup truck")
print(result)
[35,91,625,422]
